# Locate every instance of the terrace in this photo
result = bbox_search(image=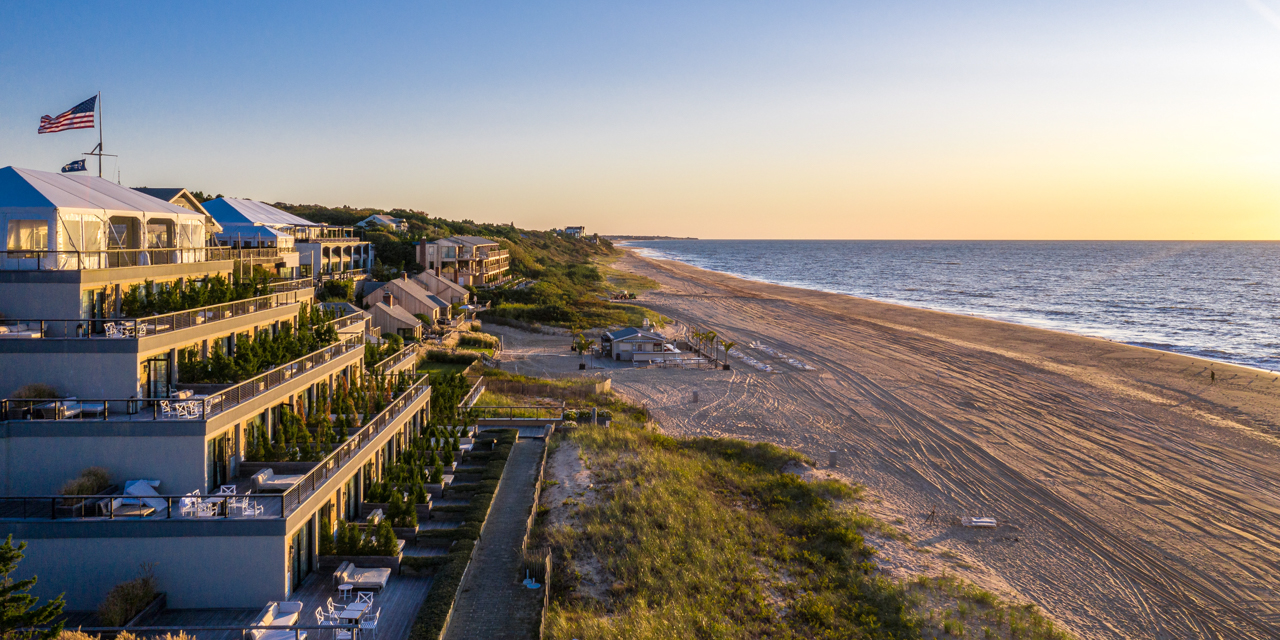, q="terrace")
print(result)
[93,570,435,640]
[0,287,312,339]
[1,328,367,422]
[0,246,288,271]
[0,373,430,523]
